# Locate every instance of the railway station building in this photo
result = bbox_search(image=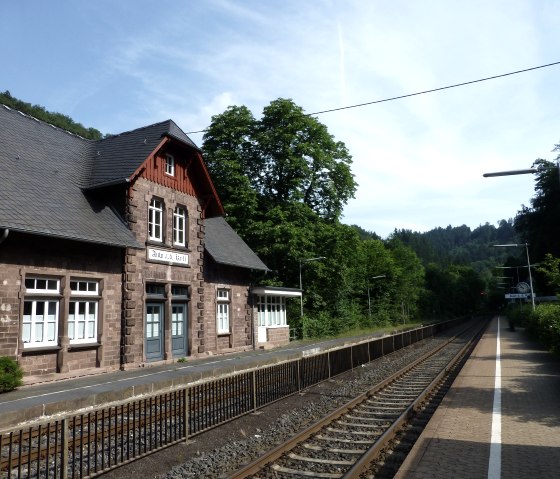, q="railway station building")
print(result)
[0,104,300,382]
